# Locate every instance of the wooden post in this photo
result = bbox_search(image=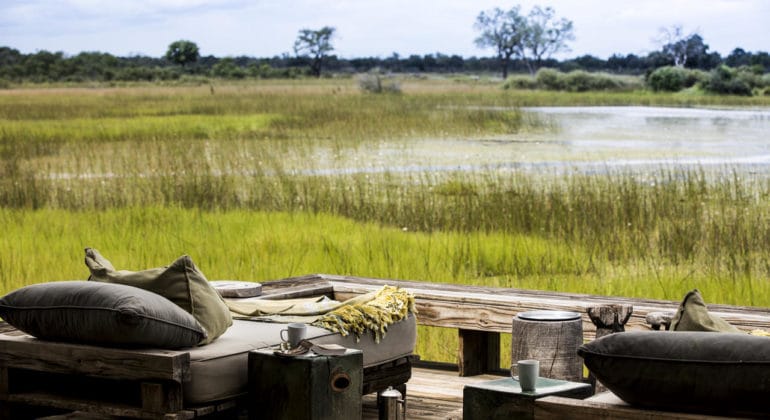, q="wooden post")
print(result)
[586,305,633,339]
[586,304,633,392]
[141,381,183,414]
[458,330,500,377]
